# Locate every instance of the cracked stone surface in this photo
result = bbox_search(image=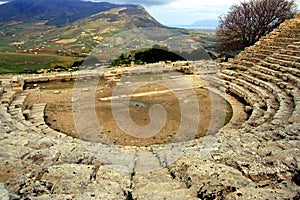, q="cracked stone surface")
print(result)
[0,14,300,199]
